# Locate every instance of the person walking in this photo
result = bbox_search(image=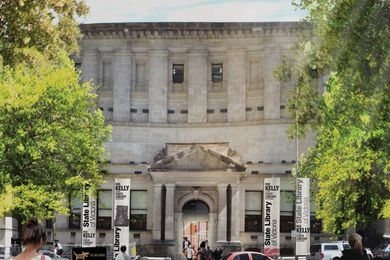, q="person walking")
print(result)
[185,245,196,260]
[115,245,130,260]
[14,218,52,260]
[341,233,371,260]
